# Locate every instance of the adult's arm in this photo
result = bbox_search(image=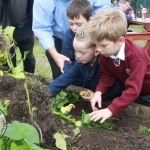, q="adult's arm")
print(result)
[88,0,111,15]
[33,0,55,50]
[32,0,70,72]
